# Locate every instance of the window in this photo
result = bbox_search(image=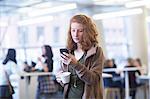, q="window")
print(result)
[36,26,45,42]
[53,26,60,43]
[18,26,28,46]
[102,17,130,65]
